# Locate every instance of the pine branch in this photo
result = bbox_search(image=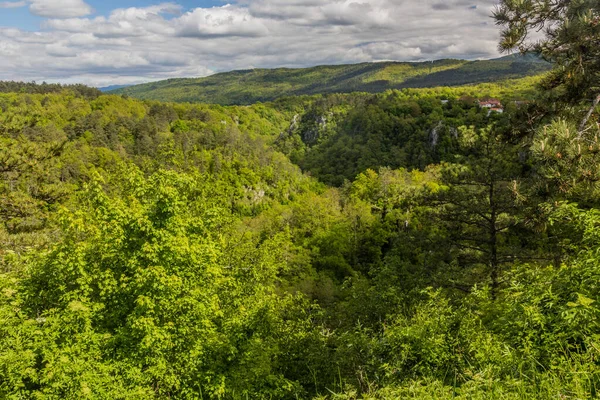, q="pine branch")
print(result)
[578,94,600,135]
